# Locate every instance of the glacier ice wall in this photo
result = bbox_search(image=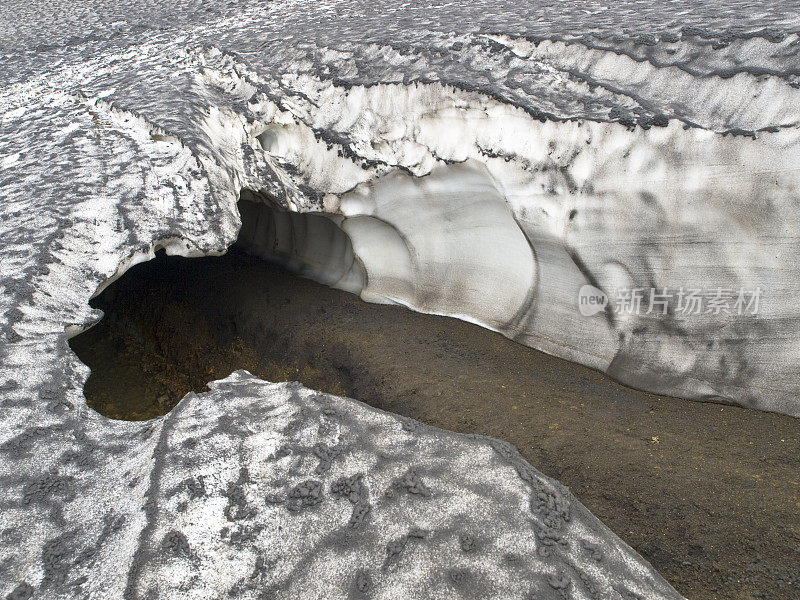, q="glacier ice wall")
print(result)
[227,69,800,415]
